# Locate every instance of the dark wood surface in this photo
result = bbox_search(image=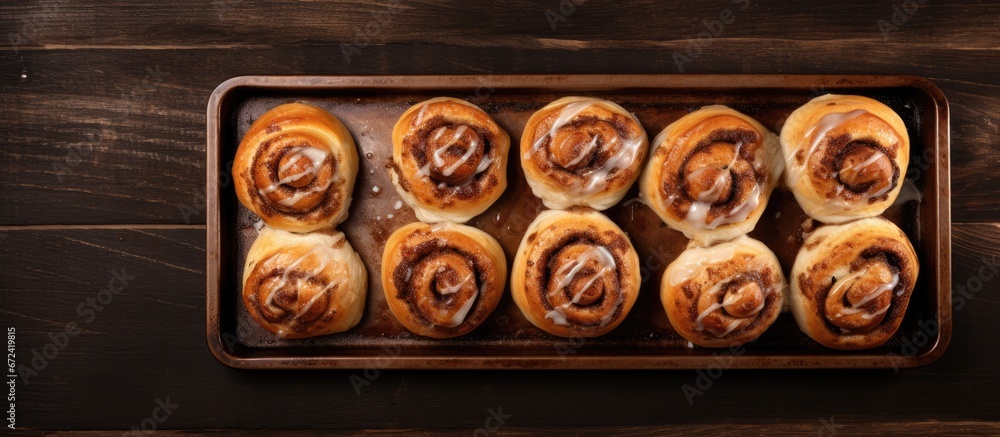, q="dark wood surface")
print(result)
[1,0,998,433]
